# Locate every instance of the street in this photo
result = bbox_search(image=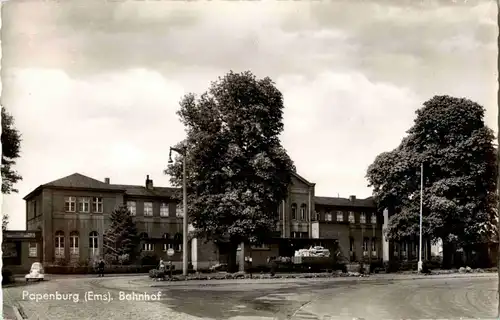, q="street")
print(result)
[3,274,498,320]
